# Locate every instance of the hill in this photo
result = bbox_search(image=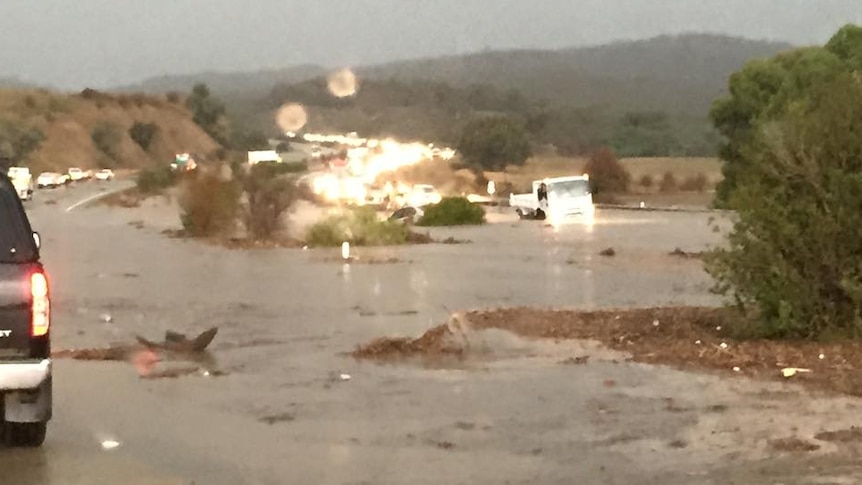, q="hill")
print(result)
[112,33,794,156]
[360,34,793,115]
[116,65,326,98]
[0,89,221,172]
